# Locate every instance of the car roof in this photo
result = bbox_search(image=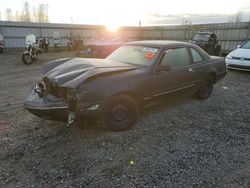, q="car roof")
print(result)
[125,40,195,48]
